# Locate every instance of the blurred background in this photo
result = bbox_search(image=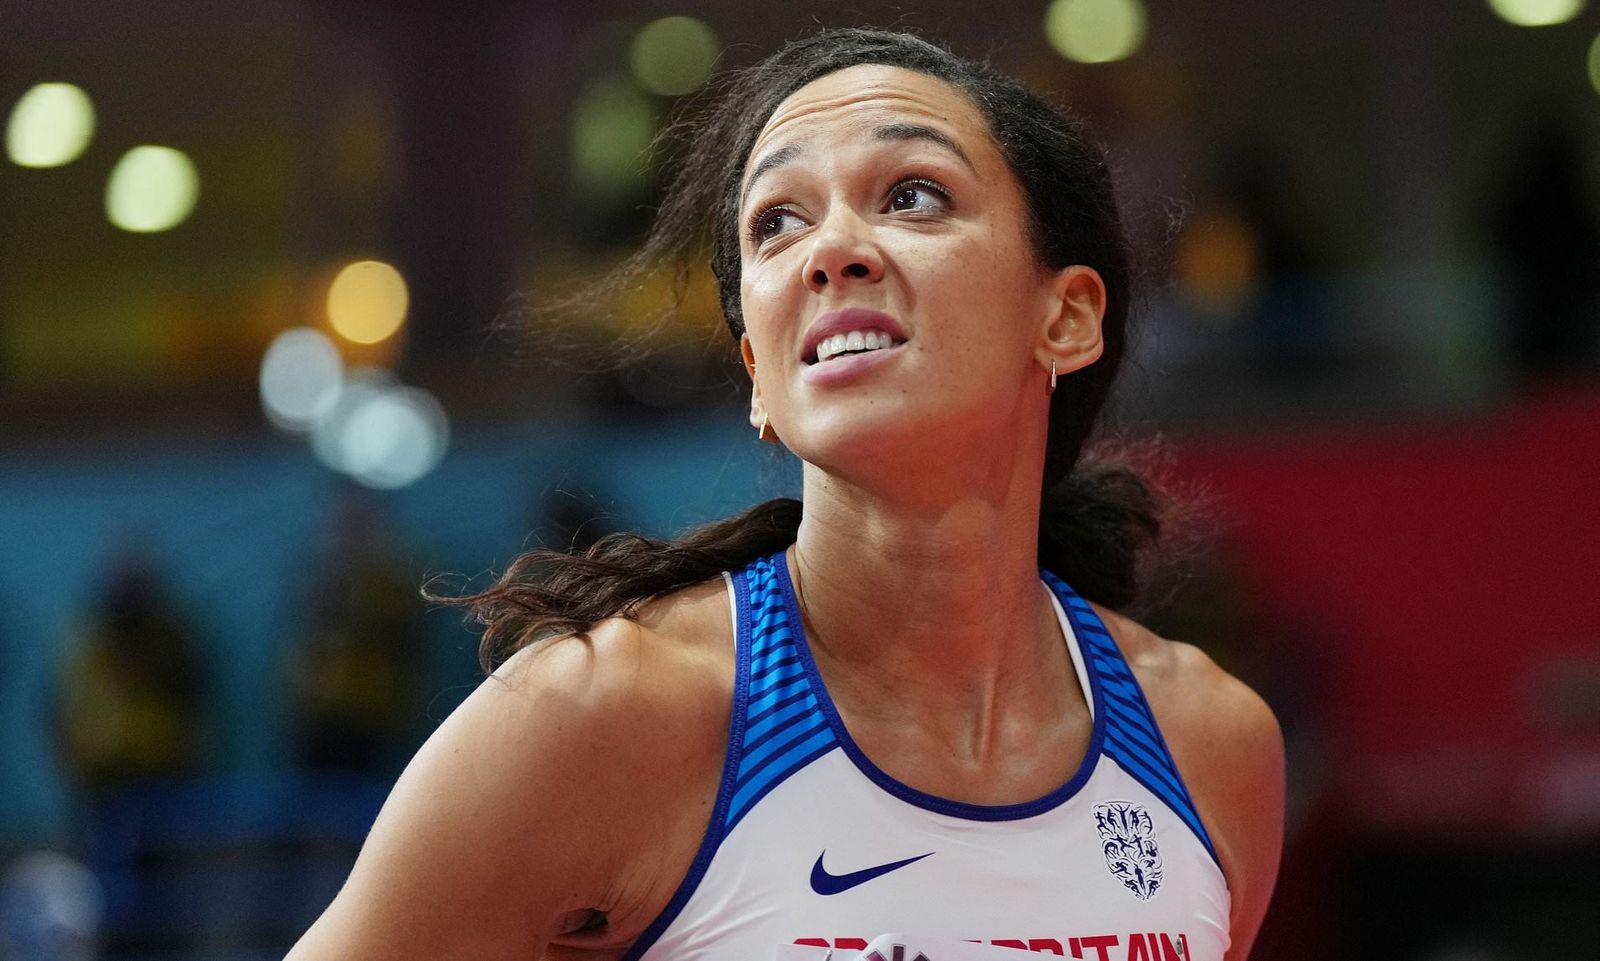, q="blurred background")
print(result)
[1,0,1597,958]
